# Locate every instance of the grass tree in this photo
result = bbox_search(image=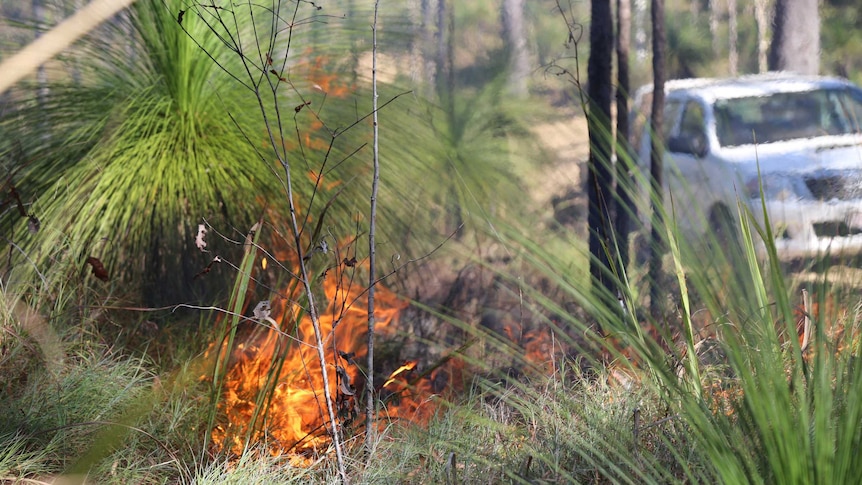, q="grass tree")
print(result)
[0,0,294,304]
[1,0,536,307]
